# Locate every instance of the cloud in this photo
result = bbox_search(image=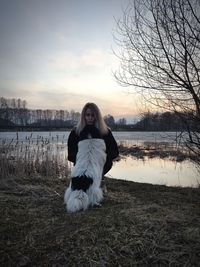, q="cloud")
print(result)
[43,48,121,99]
[34,89,138,117]
[0,86,33,98]
[49,48,117,73]
[0,73,139,118]
[0,45,137,118]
